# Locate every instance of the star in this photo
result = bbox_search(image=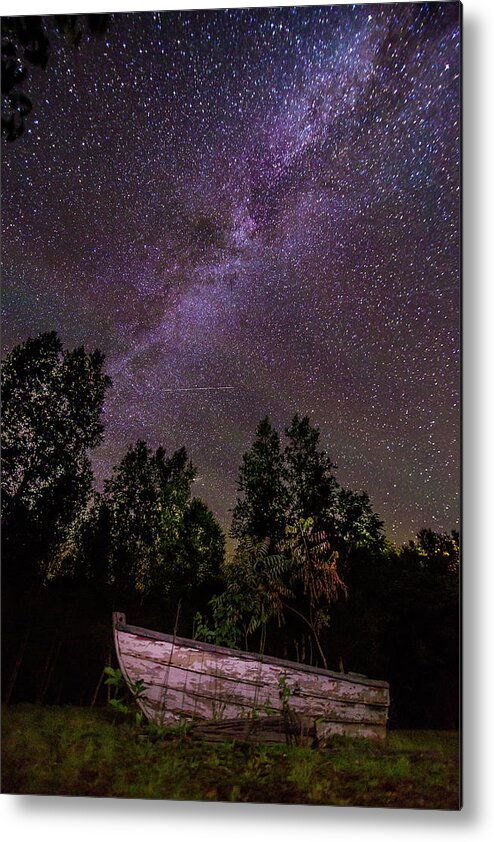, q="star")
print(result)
[1,3,461,544]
